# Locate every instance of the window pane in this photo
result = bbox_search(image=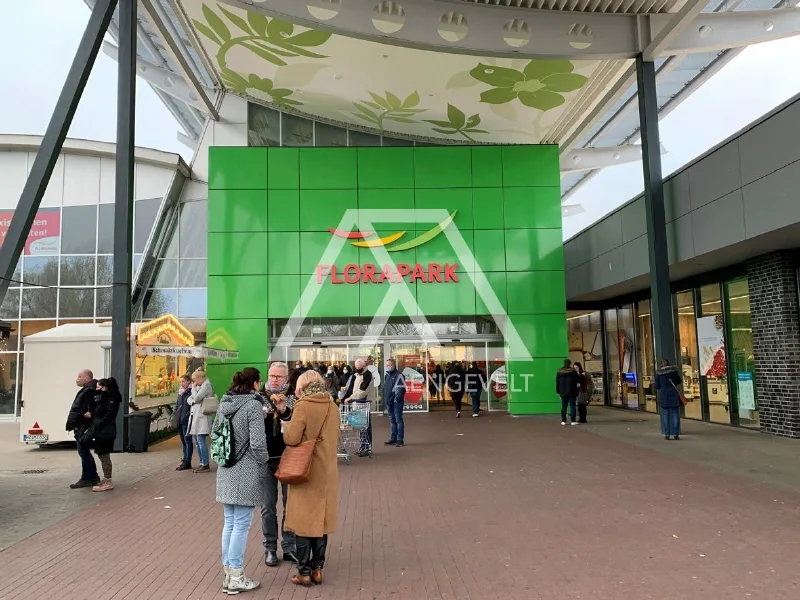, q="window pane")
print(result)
[676,291,701,420]
[0,353,19,416]
[98,204,114,253]
[179,259,207,288]
[0,290,20,320]
[315,122,347,147]
[636,300,656,412]
[15,353,21,417]
[59,288,95,318]
[178,289,207,318]
[382,136,413,146]
[726,278,757,429]
[698,283,729,424]
[153,259,178,288]
[61,206,97,254]
[179,201,208,258]
[348,130,380,147]
[568,310,604,405]
[97,256,112,285]
[134,197,161,253]
[281,113,313,146]
[21,288,57,318]
[23,256,58,287]
[604,309,622,407]
[134,254,143,275]
[2,321,19,354]
[248,103,280,147]
[60,256,95,286]
[143,289,177,319]
[9,259,21,287]
[96,288,112,318]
